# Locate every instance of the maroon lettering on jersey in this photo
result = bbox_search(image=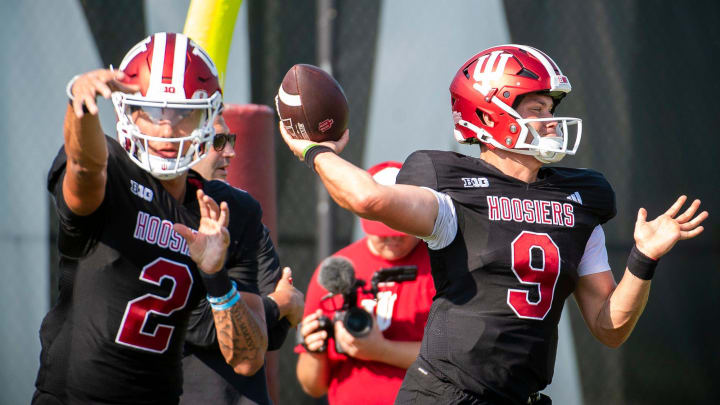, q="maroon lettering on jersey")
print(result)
[508,231,561,320]
[563,204,574,227]
[487,196,500,220]
[115,258,193,353]
[134,211,150,239]
[509,198,520,222]
[500,198,512,221]
[551,202,563,225]
[523,199,536,223]
[486,196,575,228]
[146,217,161,244]
[157,220,173,248]
[133,210,191,256]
